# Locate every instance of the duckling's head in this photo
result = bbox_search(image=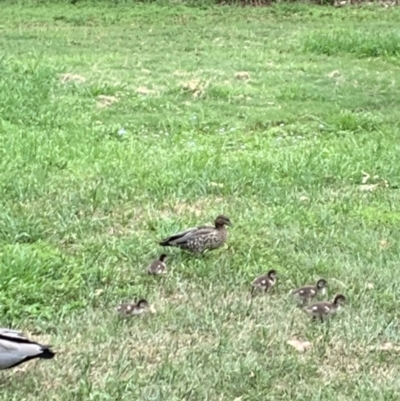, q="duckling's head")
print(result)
[333,294,346,305]
[215,215,232,228]
[268,269,277,280]
[317,279,328,289]
[137,299,150,309]
[159,254,168,262]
